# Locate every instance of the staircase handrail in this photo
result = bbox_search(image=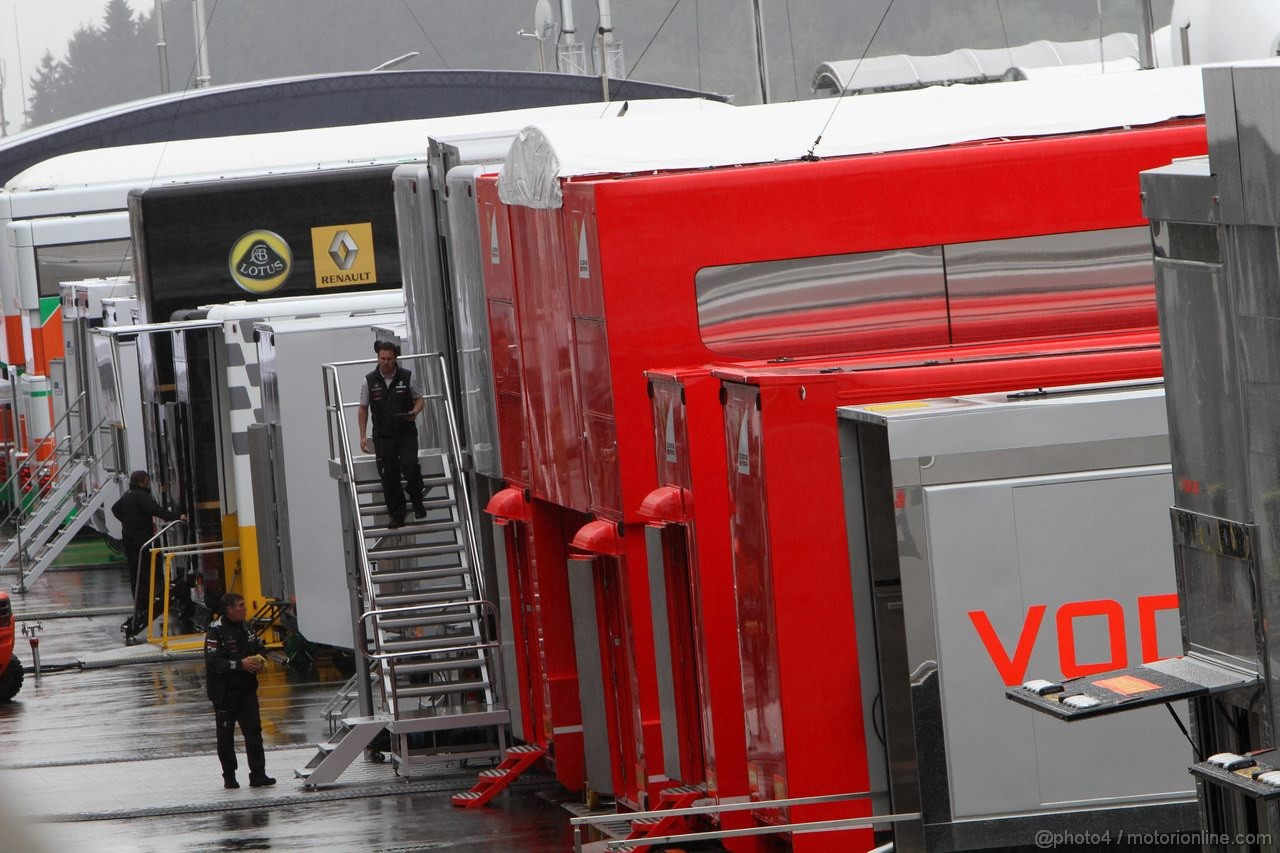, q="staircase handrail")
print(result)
[418,352,488,607]
[138,514,186,556]
[0,391,90,522]
[321,361,386,707]
[24,413,117,509]
[6,409,120,582]
[3,407,112,521]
